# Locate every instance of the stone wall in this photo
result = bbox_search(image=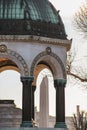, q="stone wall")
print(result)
[0,100,21,127]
